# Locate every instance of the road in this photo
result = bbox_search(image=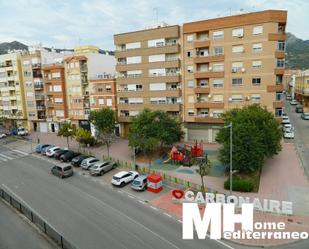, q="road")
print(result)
[0,144,308,249]
[0,198,55,249]
[284,99,309,177]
